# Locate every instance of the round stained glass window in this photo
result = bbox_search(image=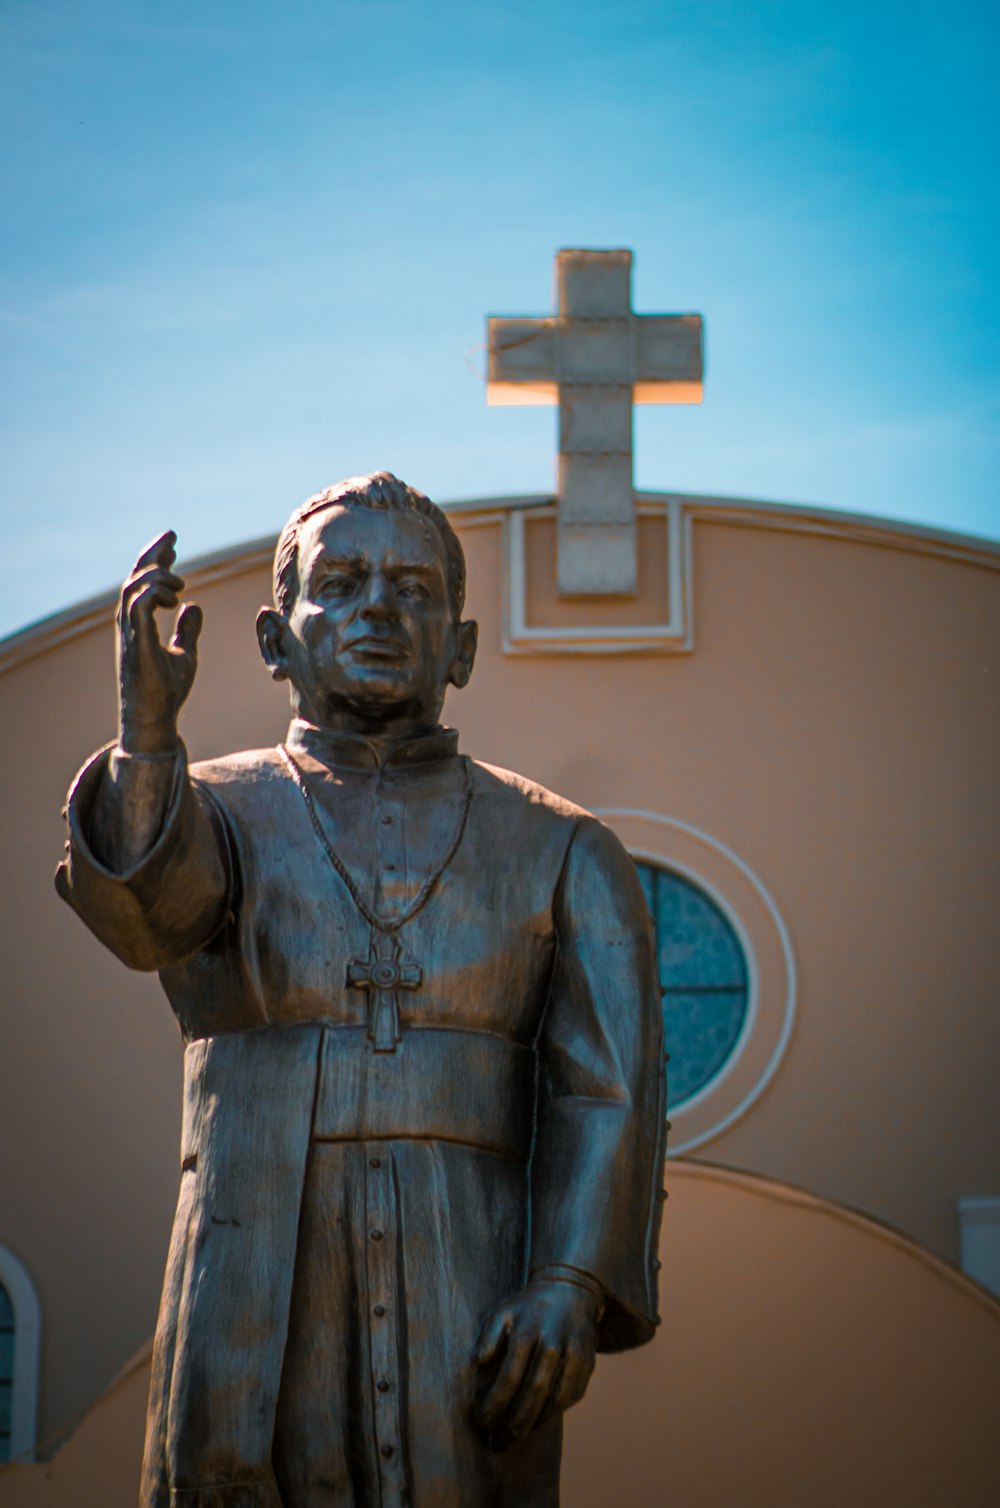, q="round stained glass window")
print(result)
[634,860,749,1109]
[0,1283,13,1462]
